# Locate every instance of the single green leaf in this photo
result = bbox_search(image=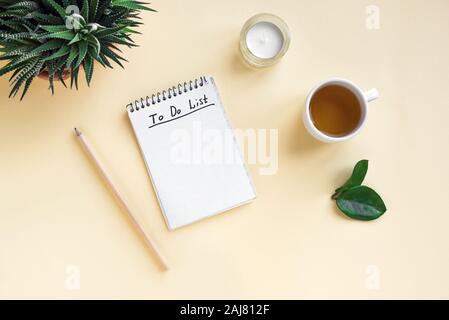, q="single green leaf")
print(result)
[68,33,82,45]
[30,39,64,54]
[80,0,89,21]
[89,0,99,22]
[336,186,387,221]
[92,52,106,67]
[39,25,68,33]
[56,62,68,88]
[65,45,78,68]
[83,55,93,86]
[94,24,127,39]
[70,66,80,90]
[112,0,156,11]
[44,45,70,61]
[334,160,369,197]
[85,33,100,57]
[0,47,29,59]
[7,2,40,11]
[122,27,142,35]
[75,41,88,67]
[38,30,76,41]
[8,68,22,82]
[99,52,113,68]
[29,12,63,25]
